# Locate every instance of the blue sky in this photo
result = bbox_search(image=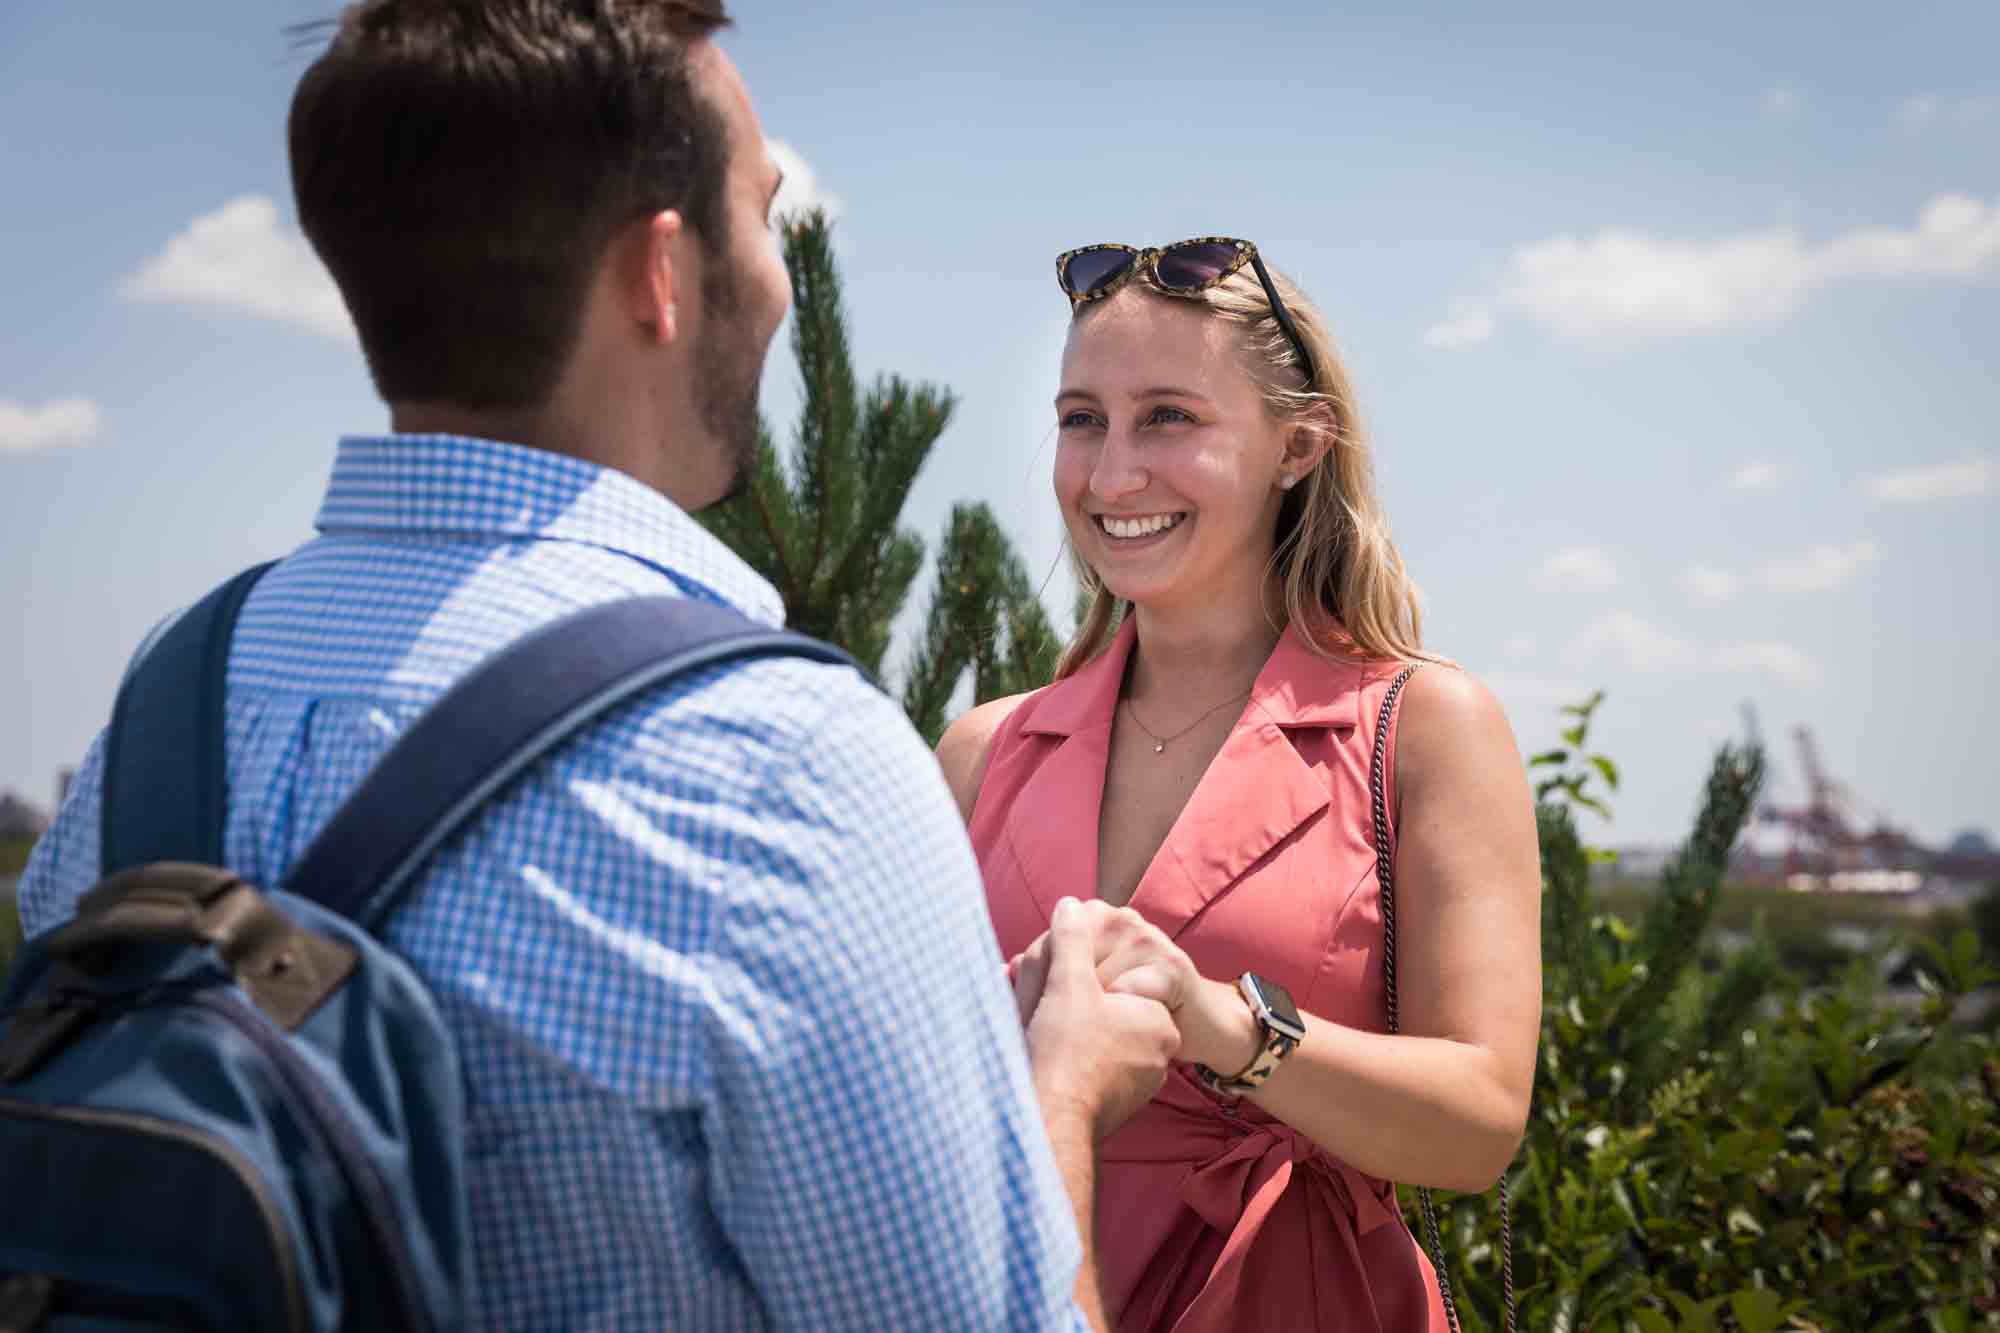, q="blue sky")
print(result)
[2,0,1994,850]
